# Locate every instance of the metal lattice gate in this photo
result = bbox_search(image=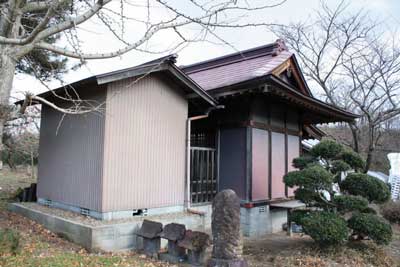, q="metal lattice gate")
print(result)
[190,147,217,204]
